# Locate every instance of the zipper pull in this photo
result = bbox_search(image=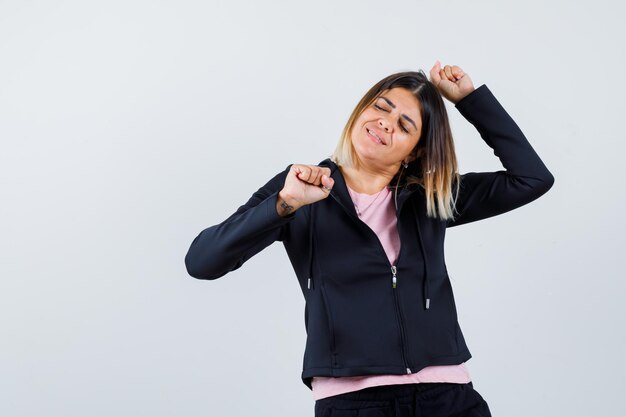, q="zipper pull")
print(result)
[307,277,311,289]
[406,367,412,374]
[391,265,397,289]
